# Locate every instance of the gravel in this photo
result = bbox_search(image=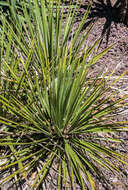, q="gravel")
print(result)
[82,0,128,189]
[0,0,128,189]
